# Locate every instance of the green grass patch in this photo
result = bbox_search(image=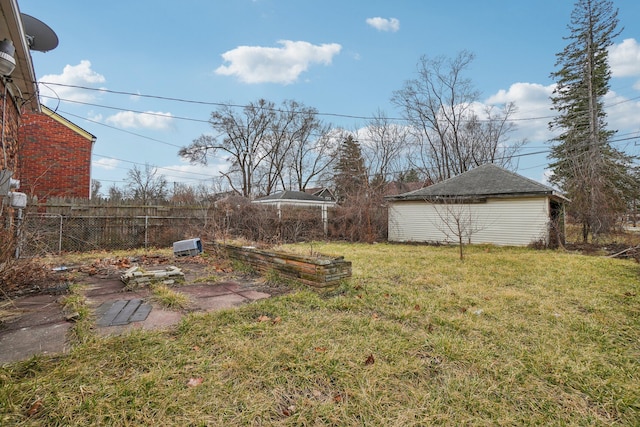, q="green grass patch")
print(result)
[1,243,639,425]
[60,284,94,344]
[149,284,191,310]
